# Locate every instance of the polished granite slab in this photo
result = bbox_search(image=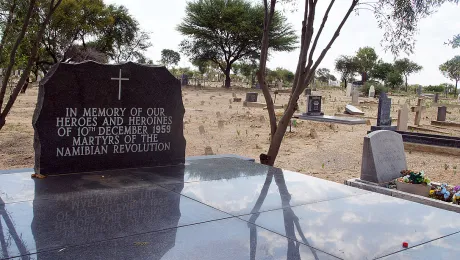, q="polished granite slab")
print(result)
[1,157,460,260]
